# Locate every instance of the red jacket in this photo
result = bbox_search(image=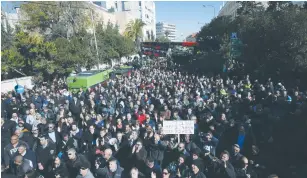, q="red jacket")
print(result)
[137,114,146,124]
